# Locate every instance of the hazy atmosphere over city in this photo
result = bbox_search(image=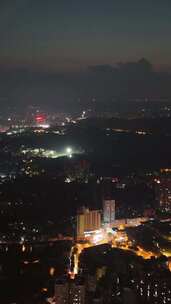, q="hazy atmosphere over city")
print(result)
[1,0,171,108]
[0,1,171,304]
